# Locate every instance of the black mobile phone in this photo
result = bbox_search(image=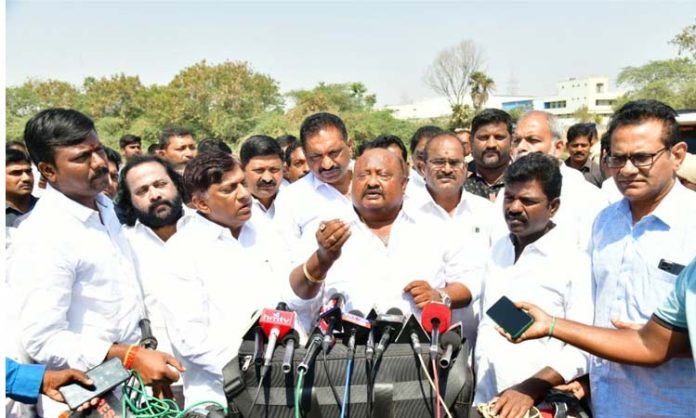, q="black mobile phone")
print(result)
[486,296,534,340]
[658,259,685,276]
[58,358,131,410]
